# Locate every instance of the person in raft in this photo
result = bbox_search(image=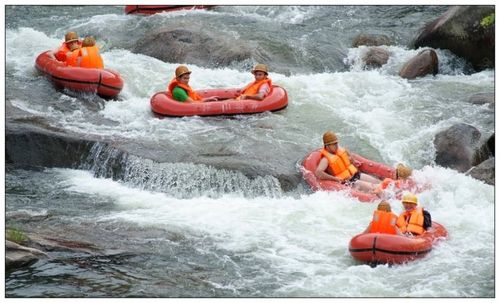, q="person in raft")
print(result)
[53,31,82,62]
[372,163,413,197]
[315,131,381,193]
[66,36,104,69]
[167,65,218,103]
[237,63,272,101]
[396,193,432,236]
[364,201,403,235]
